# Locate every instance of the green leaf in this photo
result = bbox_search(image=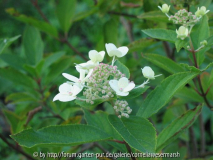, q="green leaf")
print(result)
[6,92,38,104]
[191,15,210,65]
[73,7,98,22]
[142,29,177,43]
[6,8,58,37]
[45,57,72,84]
[11,124,112,148]
[120,86,149,100]
[103,18,118,45]
[175,87,204,103]
[156,105,202,151]
[127,38,156,52]
[23,26,44,65]
[143,54,185,74]
[23,64,39,78]
[83,110,126,152]
[0,35,21,54]
[56,0,76,33]
[108,115,156,153]
[84,110,121,139]
[175,38,189,52]
[0,68,37,88]
[137,71,200,118]
[0,54,26,70]
[43,51,66,69]
[198,0,212,8]
[3,109,26,134]
[114,60,130,78]
[138,11,169,23]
